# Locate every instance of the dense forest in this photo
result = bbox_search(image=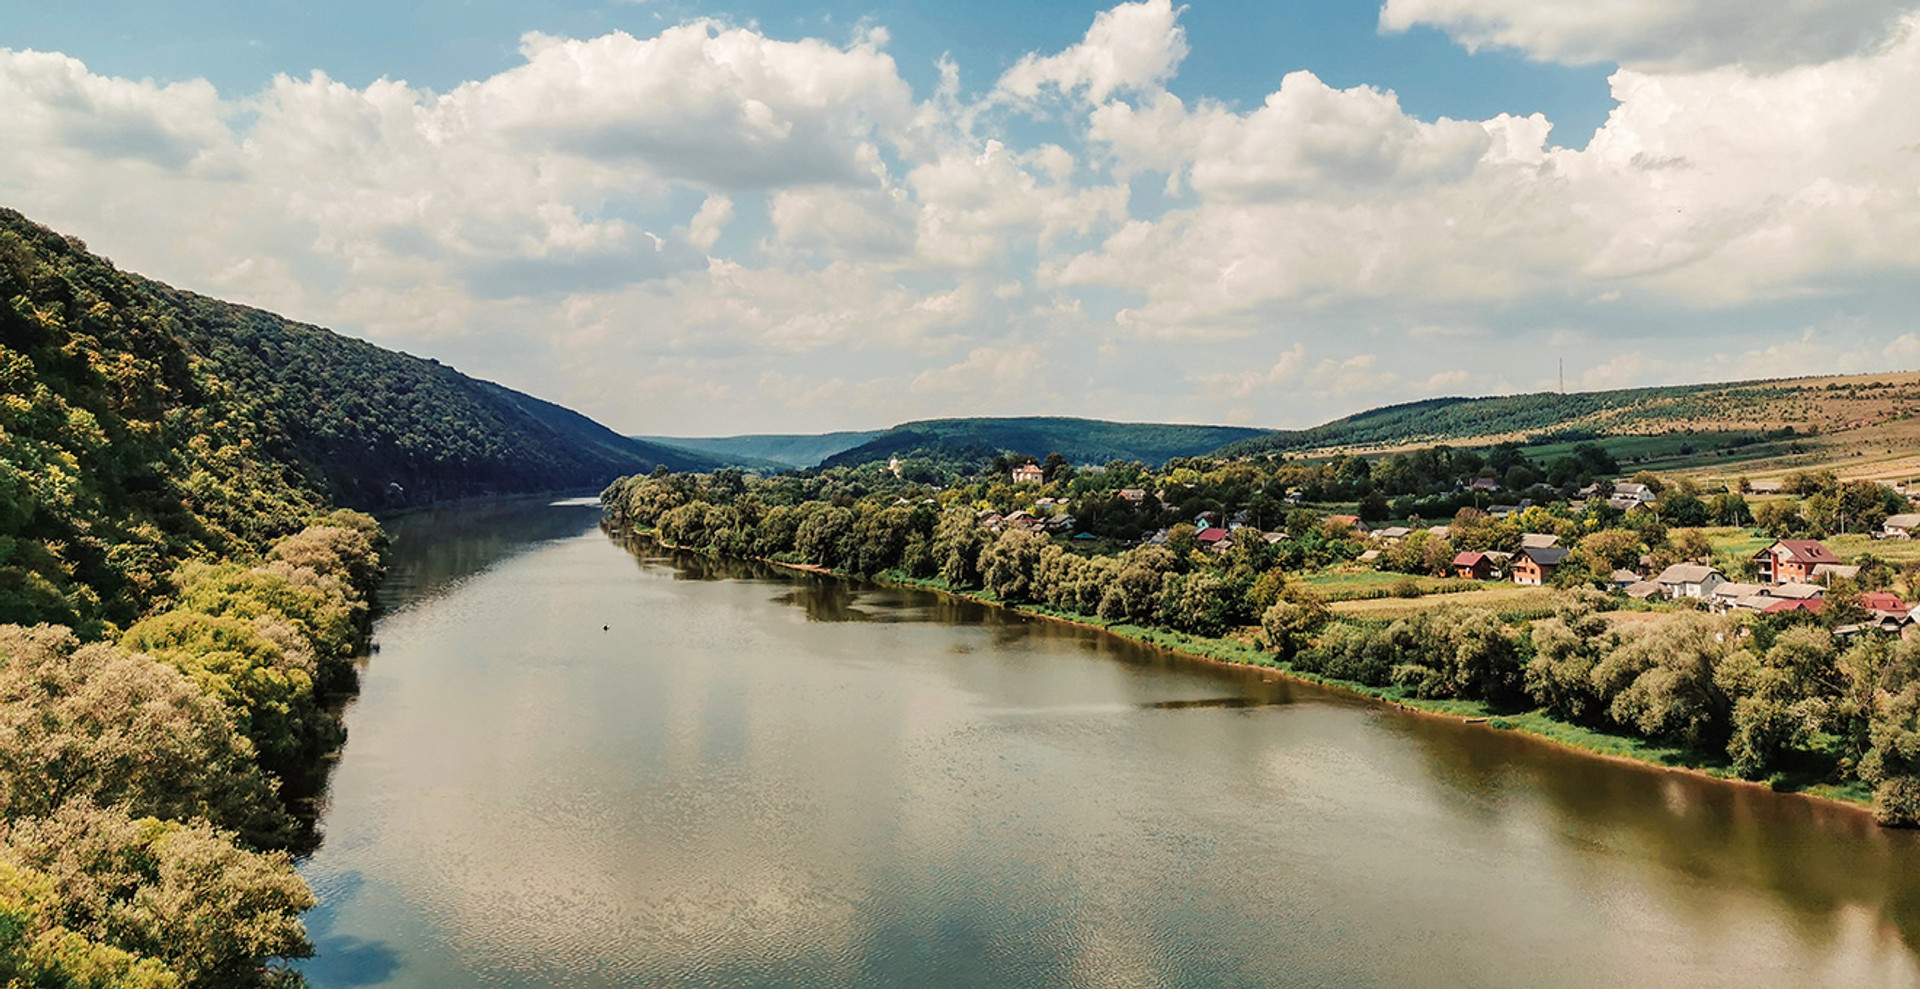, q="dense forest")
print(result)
[0,207,706,633]
[157,282,715,508]
[635,429,882,469]
[817,417,1268,474]
[602,453,1920,827]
